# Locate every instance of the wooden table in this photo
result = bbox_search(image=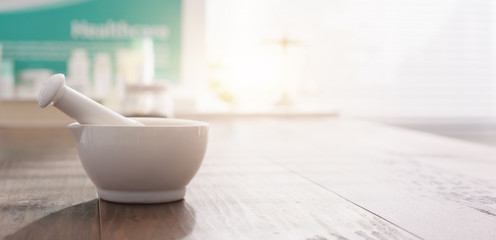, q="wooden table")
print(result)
[1,117,495,239]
